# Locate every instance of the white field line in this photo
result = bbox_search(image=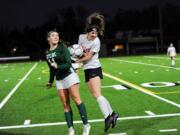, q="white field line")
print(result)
[24,120,31,125]
[109,133,127,135]
[144,56,180,61]
[103,72,180,108]
[0,63,38,109]
[0,113,179,130]
[102,85,128,90]
[111,59,180,70]
[159,129,178,132]
[145,111,155,116]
